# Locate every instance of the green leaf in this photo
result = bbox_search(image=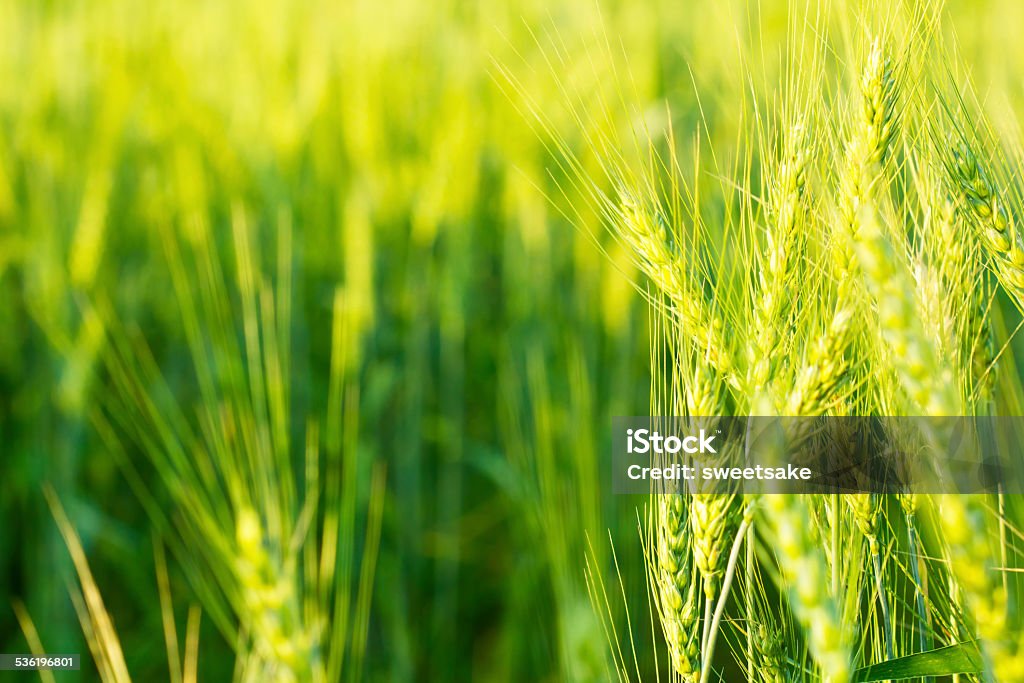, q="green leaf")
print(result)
[853,641,983,681]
